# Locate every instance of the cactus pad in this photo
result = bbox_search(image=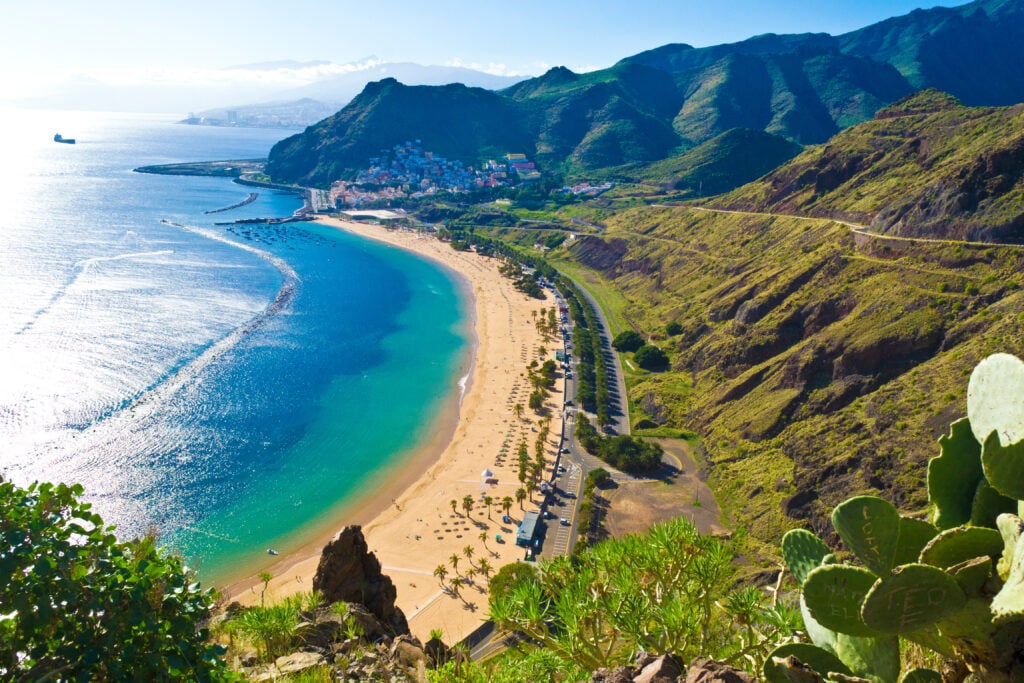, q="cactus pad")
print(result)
[992,517,1024,623]
[804,564,880,637]
[928,417,983,530]
[970,480,1017,529]
[918,526,1003,569]
[862,564,966,634]
[947,556,993,596]
[981,431,1024,500]
[783,528,832,585]
[894,517,938,567]
[763,643,852,683]
[832,496,901,576]
[997,513,1024,580]
[966,352,1024,447]
[899,669,942,683]
[831,632,900,683]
